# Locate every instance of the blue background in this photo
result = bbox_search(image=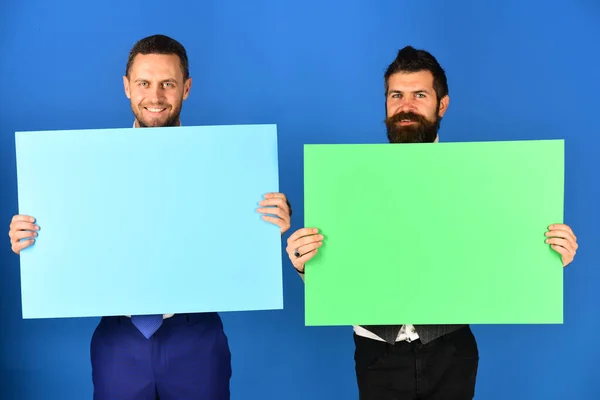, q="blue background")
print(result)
[1,0,598,399]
